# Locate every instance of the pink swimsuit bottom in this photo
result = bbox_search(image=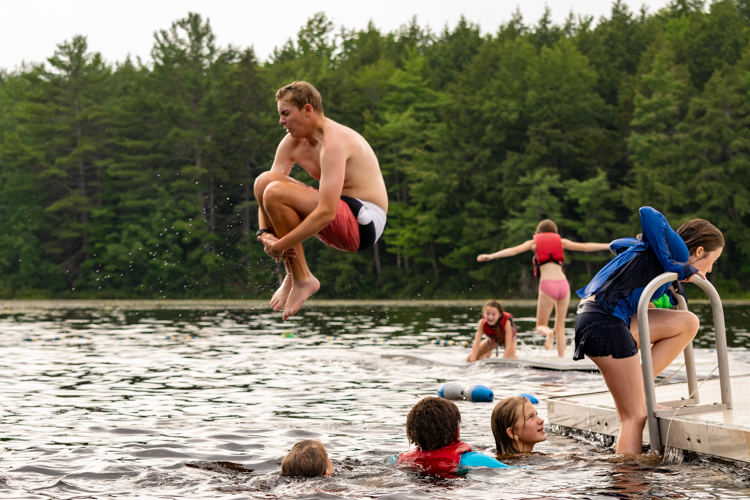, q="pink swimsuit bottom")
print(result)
[539,279,570,301]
